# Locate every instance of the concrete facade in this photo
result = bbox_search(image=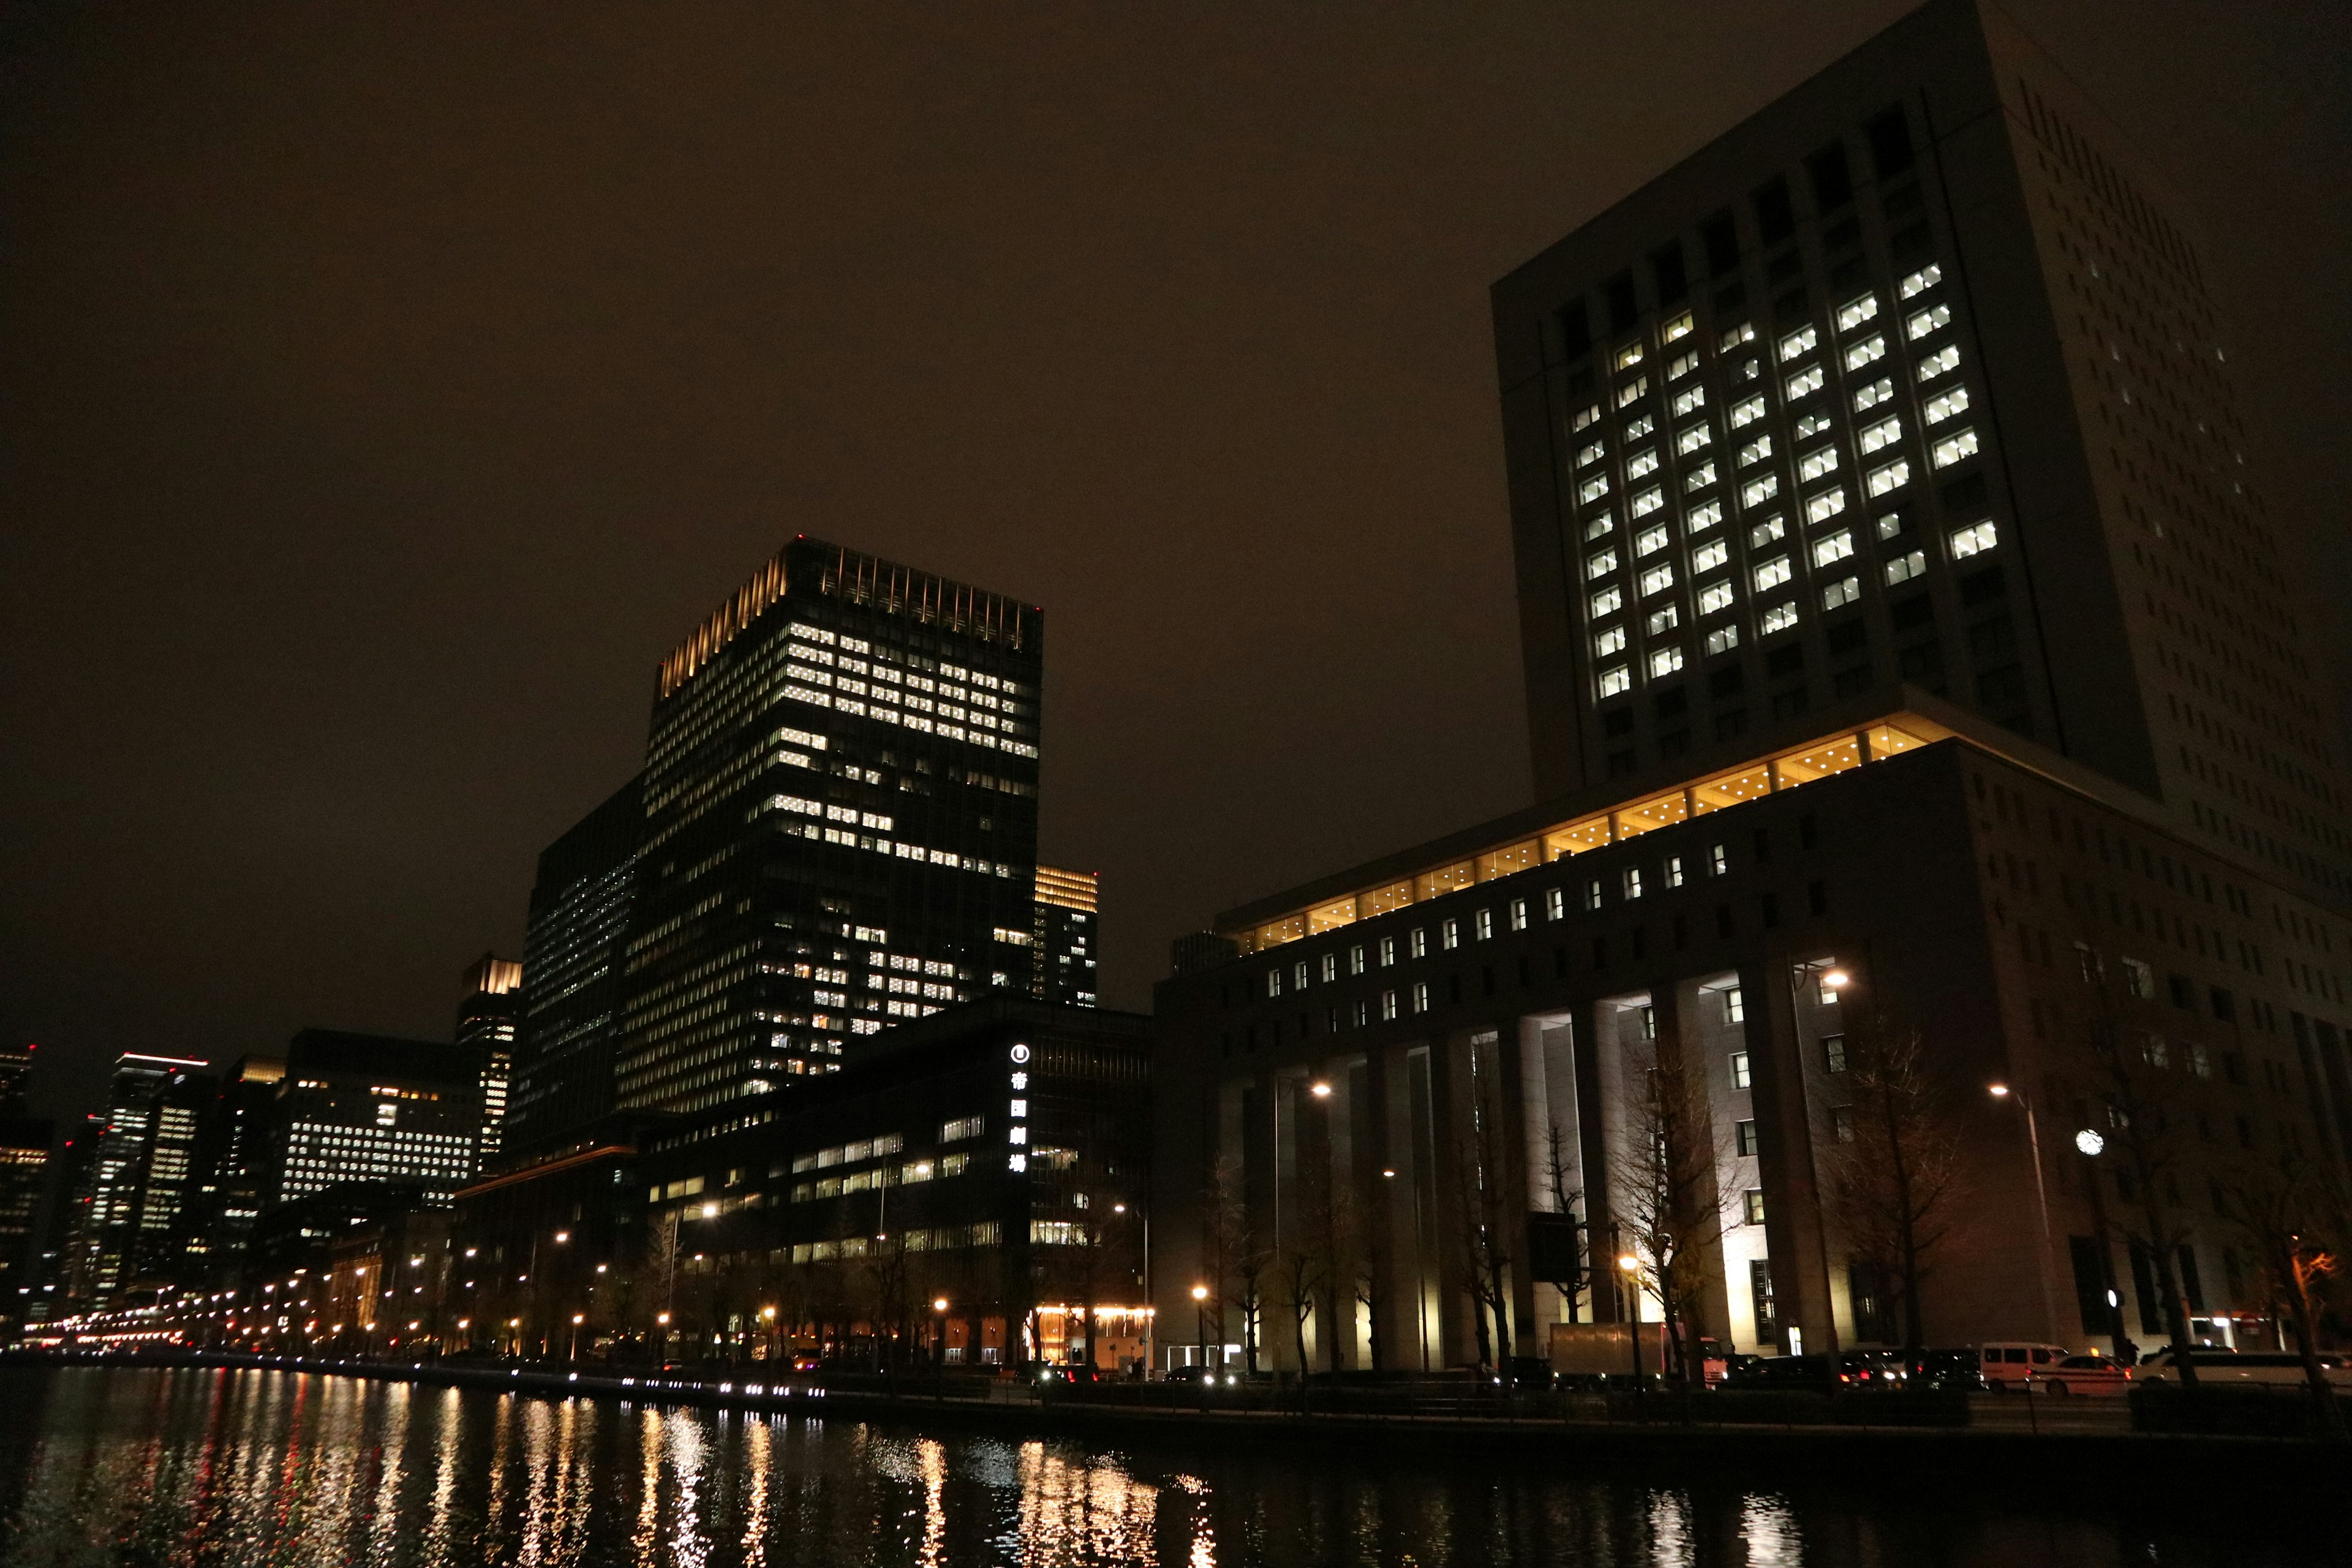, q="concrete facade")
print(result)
[1148,704,2352,1372]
